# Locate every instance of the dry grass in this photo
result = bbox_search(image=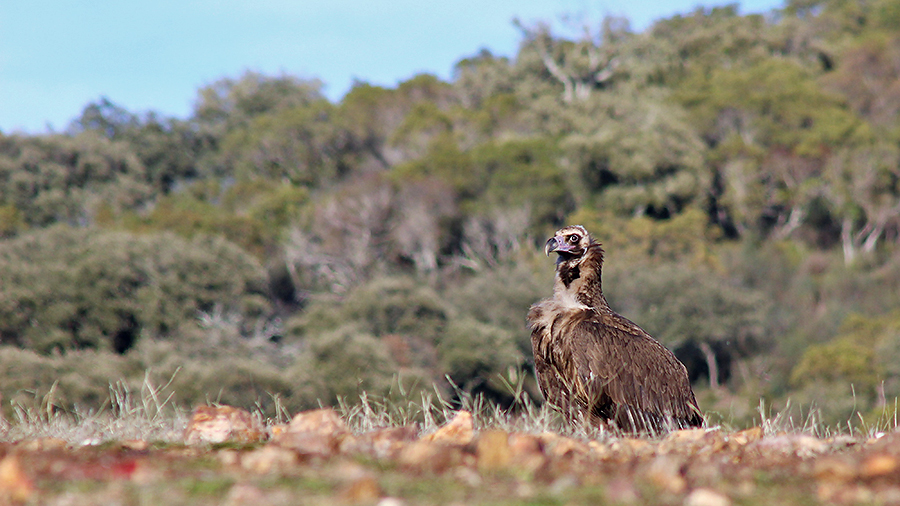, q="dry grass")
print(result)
[5,373,900,506]
[4,370,899,445]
